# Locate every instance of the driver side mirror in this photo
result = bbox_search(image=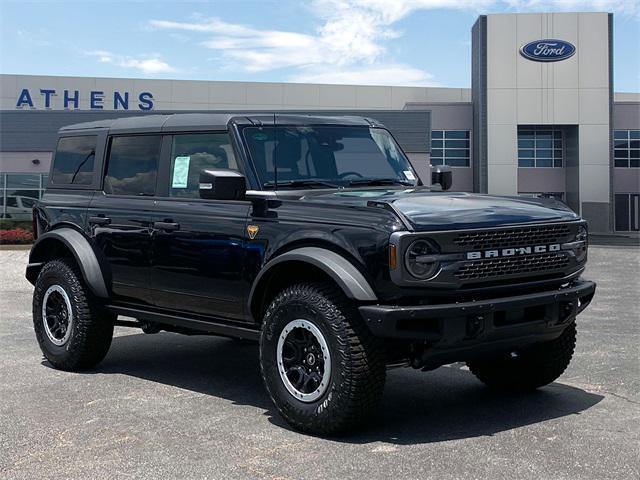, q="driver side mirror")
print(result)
[199,169,246,200]
[431,165,453,191]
